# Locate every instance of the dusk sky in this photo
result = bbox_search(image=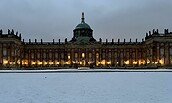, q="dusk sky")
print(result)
[0,0,172,42]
